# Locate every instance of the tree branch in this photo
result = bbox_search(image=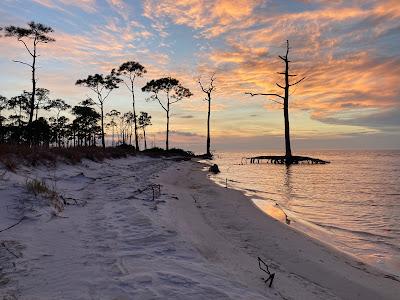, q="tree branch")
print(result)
[289,76,306,86]
[0,216,25,233]
[102,89,113,102]
[12,60,33,68]
[154,94,167,112]
[18,38,34,57]
[245,92,284,100]
[278,72,297,76]
[276,83,285,89]
[245,92,284,105]
[198,77,207,93]
[170,98,183,104]
[278,55,287,61]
